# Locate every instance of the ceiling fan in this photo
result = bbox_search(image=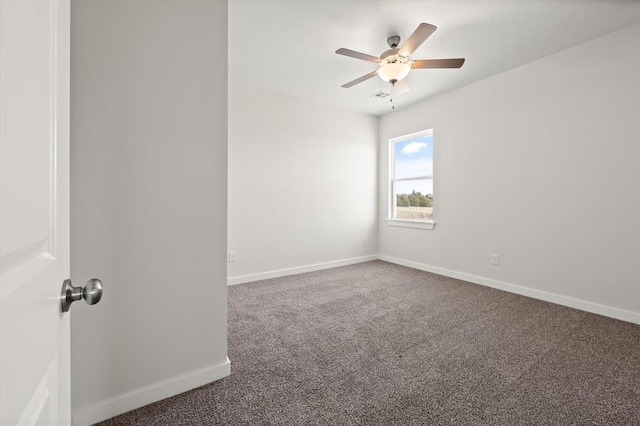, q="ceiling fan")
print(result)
[336,23,465,94]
